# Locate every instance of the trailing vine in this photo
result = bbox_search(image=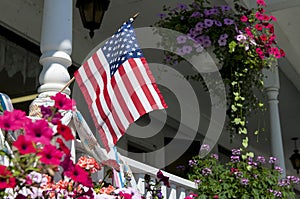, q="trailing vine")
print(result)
[154,0,284,149]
